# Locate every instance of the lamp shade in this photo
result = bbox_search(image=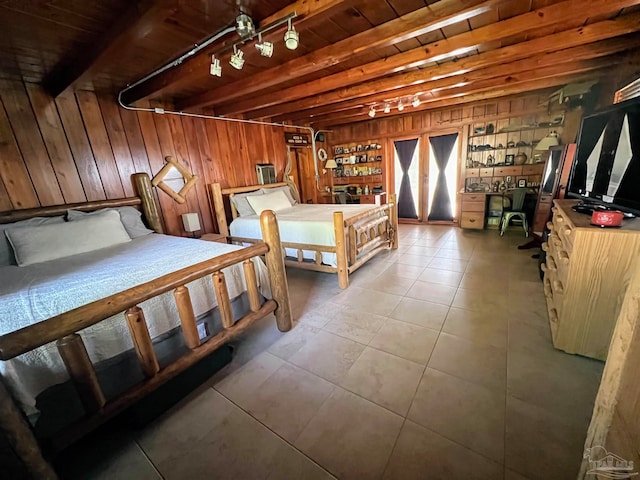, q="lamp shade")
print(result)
[182,213,201,232]
[534,135,560,151]
[324,159,338,169]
